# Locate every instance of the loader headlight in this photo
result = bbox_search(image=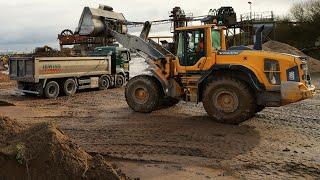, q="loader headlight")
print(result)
[264,59,281,85]
[286,66,300,82]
